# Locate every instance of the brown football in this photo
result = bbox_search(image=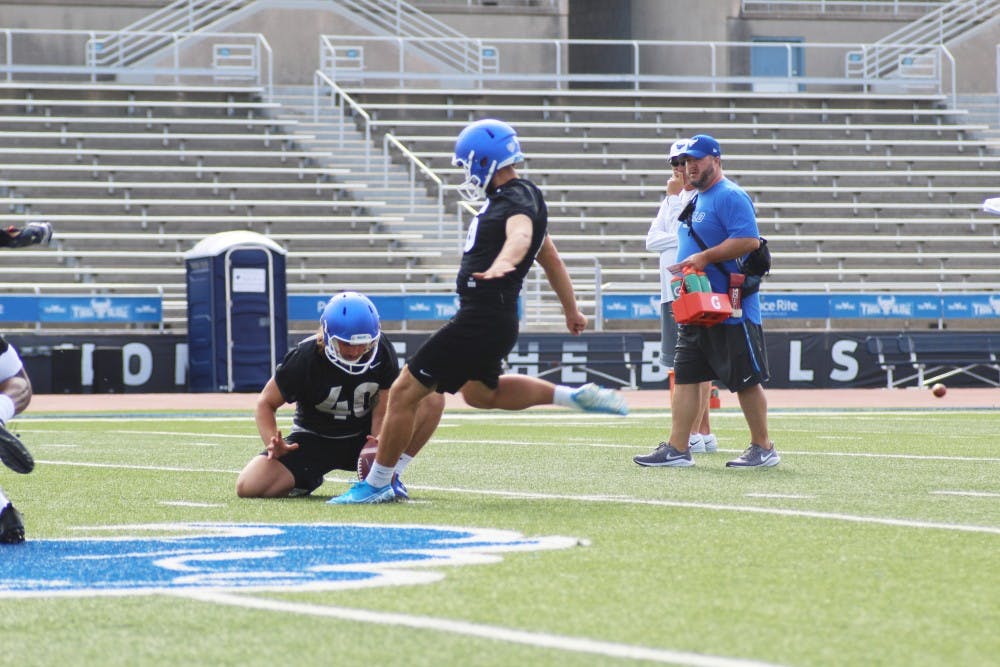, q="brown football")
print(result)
[357,439,378,480]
